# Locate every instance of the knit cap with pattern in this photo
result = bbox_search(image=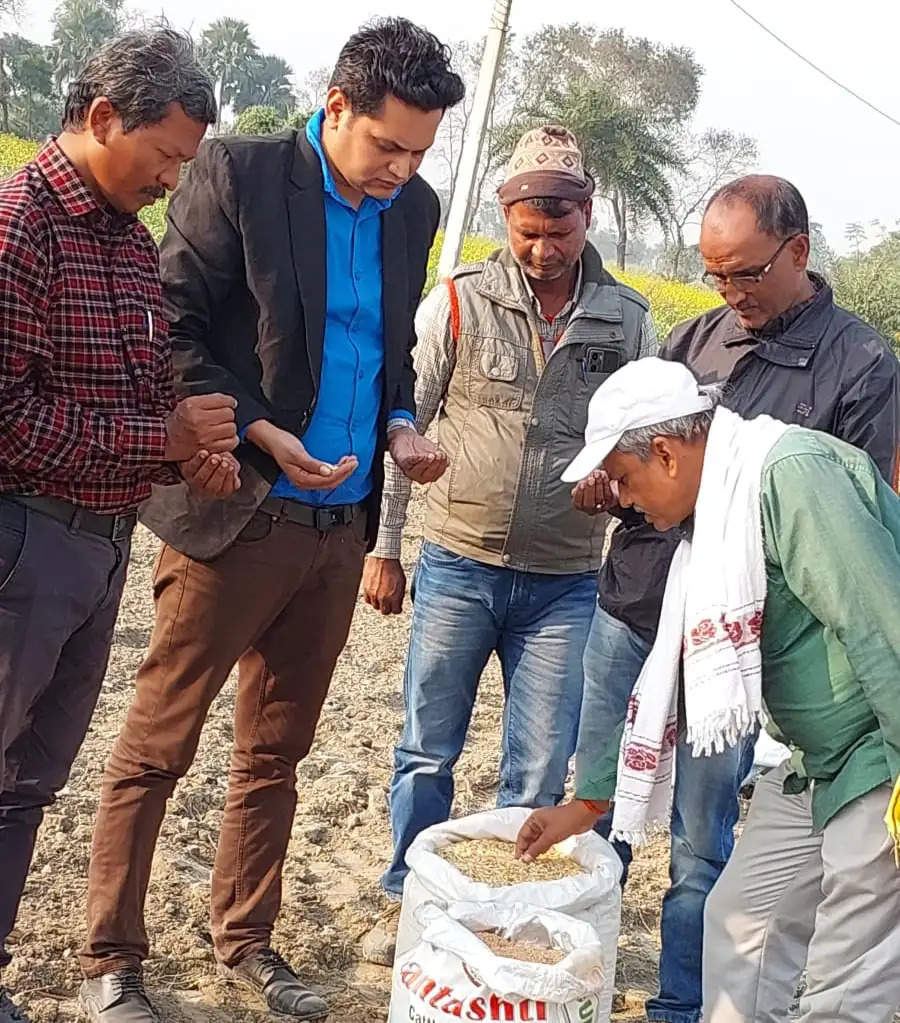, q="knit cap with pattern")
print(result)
[497,123,594,205]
